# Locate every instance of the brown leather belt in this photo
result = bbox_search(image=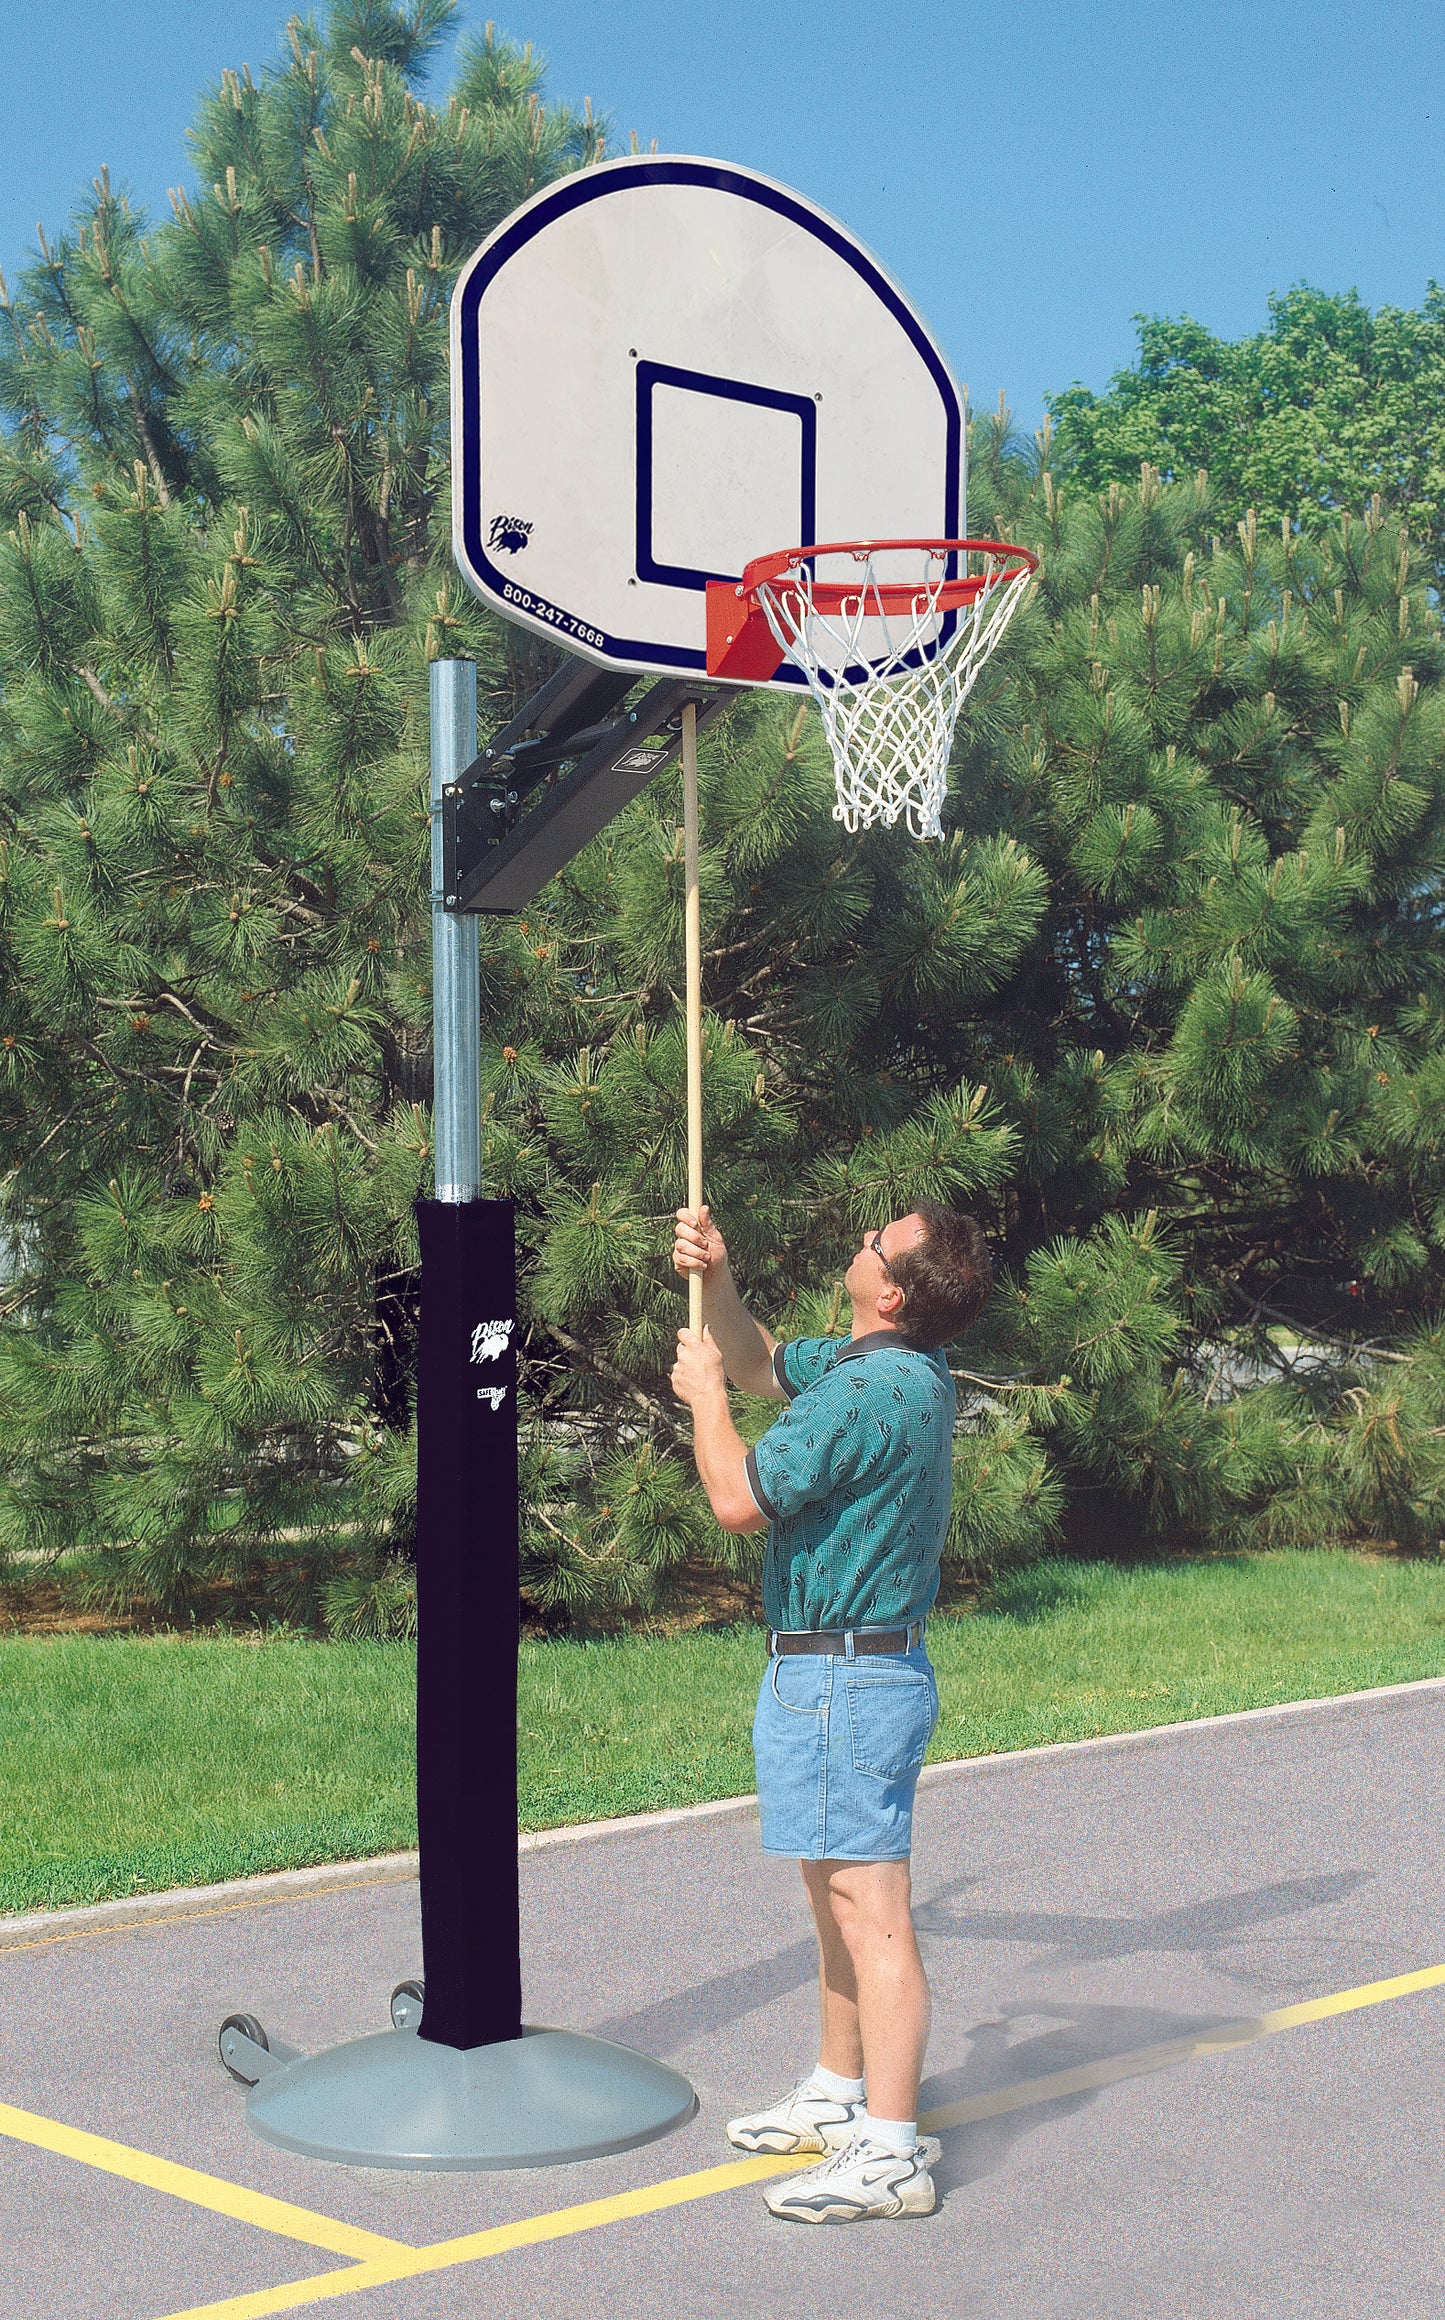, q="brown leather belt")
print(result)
[768,1620,925,1658]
